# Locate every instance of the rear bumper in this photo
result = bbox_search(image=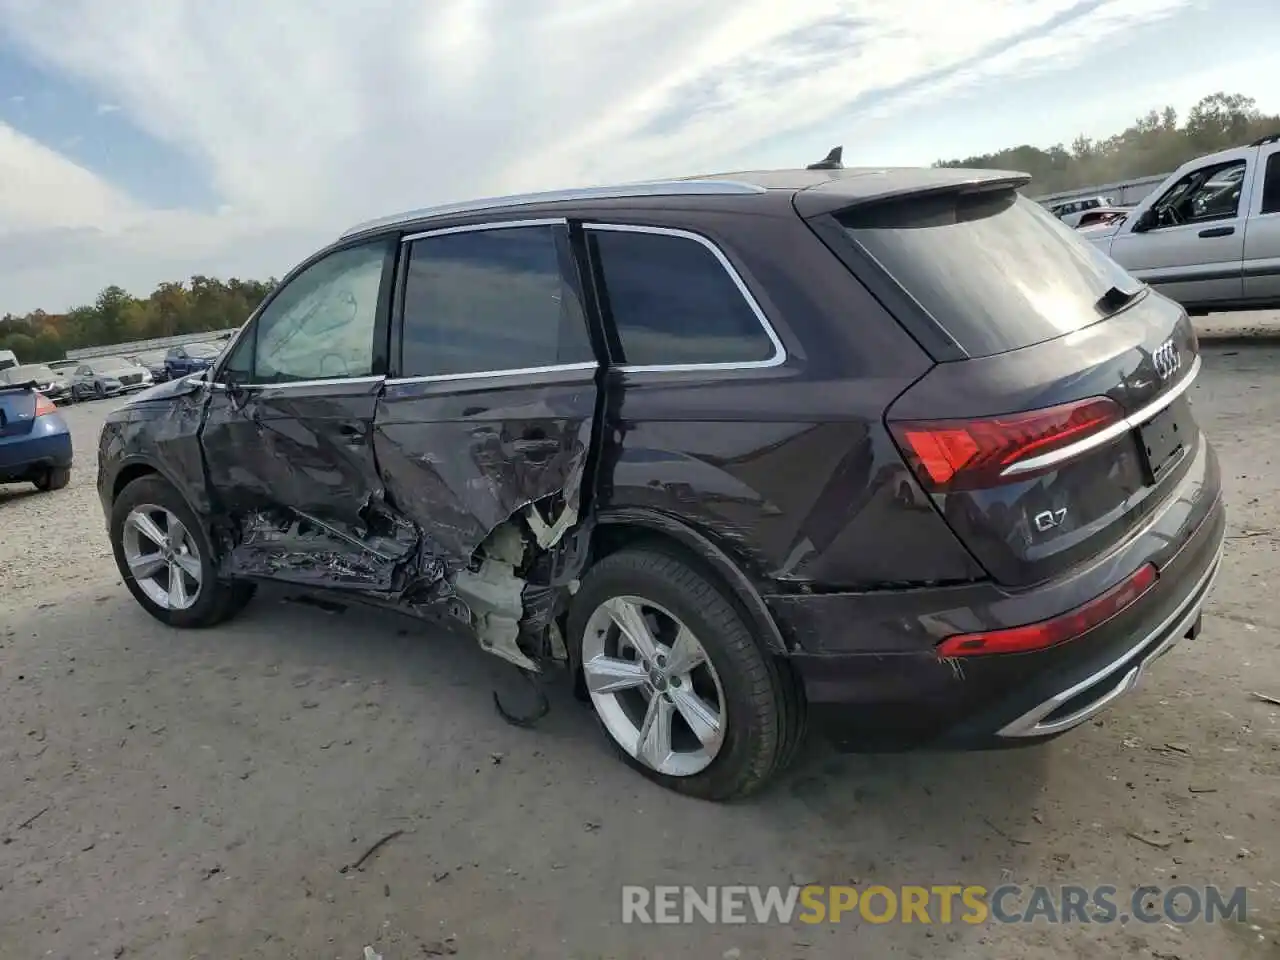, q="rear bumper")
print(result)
[0,421,73,478]
[773,440,1226,751]
[989,546,1217,739]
